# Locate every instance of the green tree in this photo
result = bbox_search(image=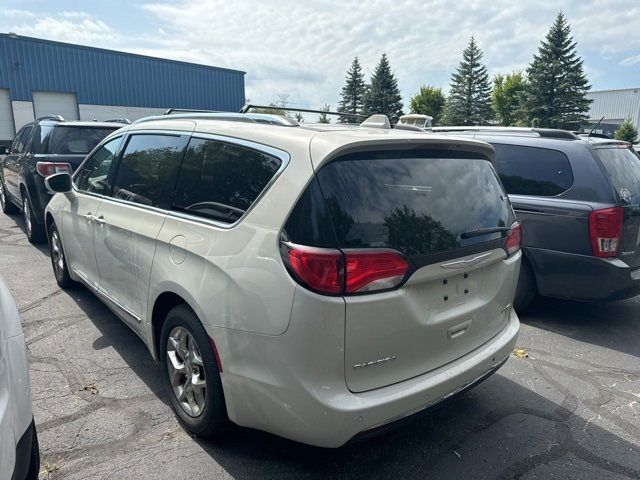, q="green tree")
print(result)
[363,53,404,124]
[409,86,446,125]
[525,12,591,129]
[337,57,367,123]
[444,36,493,125]
[614,118,639,144]
[318,104,331,123]
[492,71,528,126]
